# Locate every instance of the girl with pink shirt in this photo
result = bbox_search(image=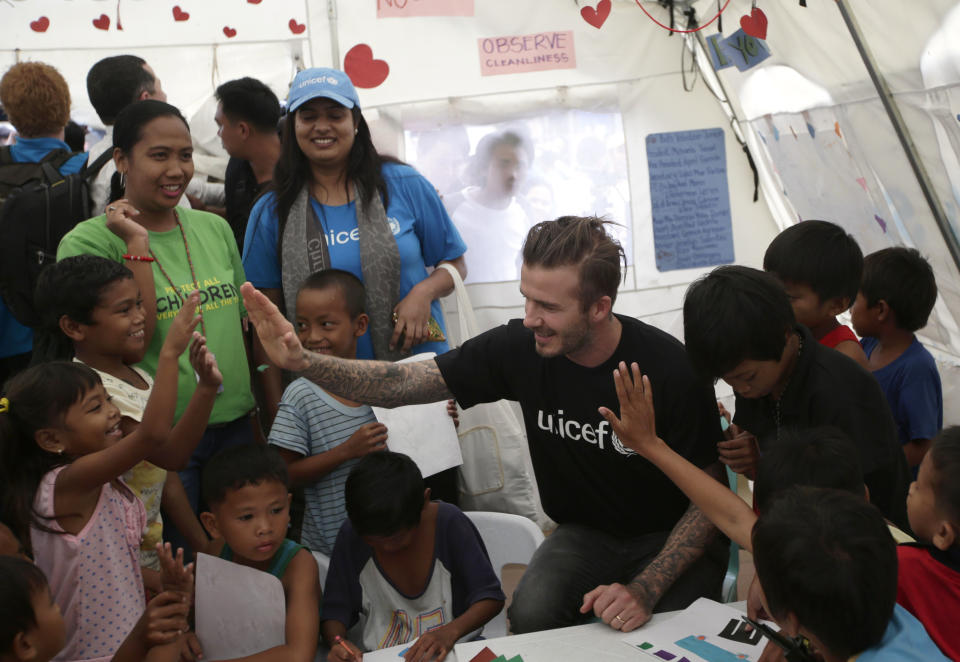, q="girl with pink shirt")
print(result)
[0,294,207,662]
